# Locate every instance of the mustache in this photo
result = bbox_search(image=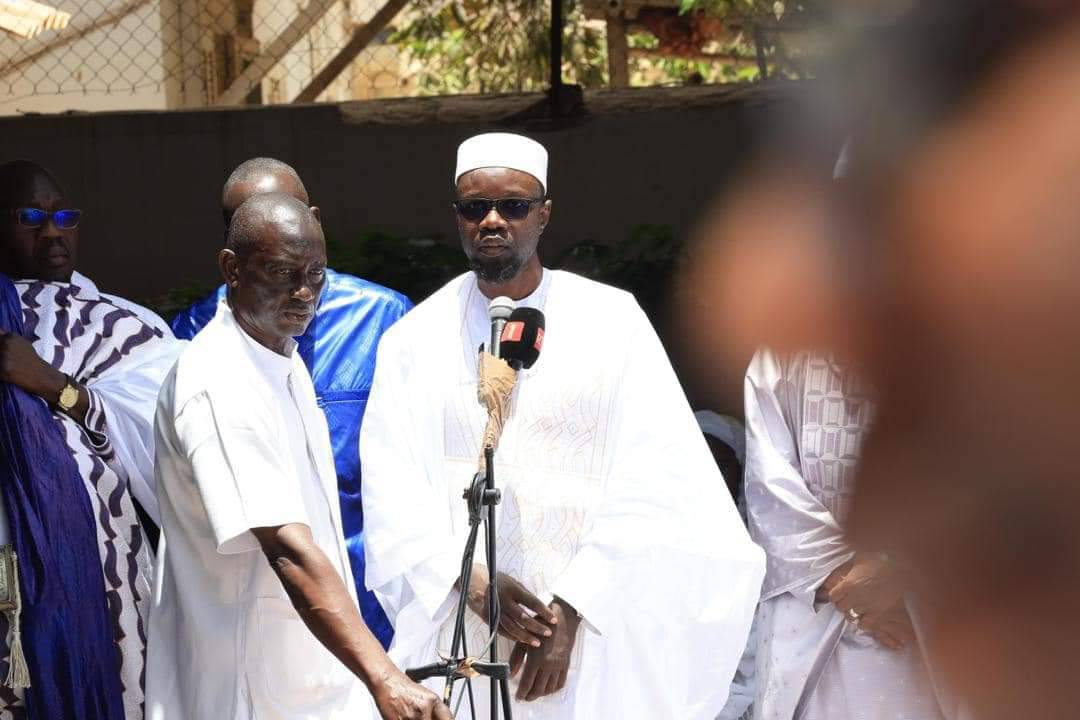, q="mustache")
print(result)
[40,238,70,252]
